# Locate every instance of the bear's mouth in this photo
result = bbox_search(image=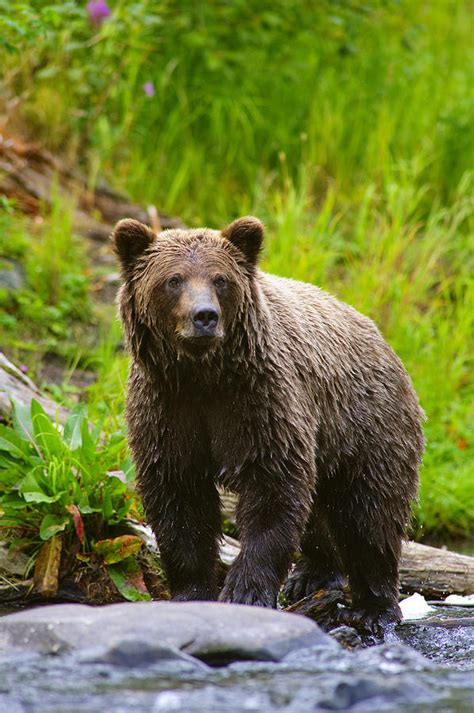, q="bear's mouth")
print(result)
[177,333,223,357]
